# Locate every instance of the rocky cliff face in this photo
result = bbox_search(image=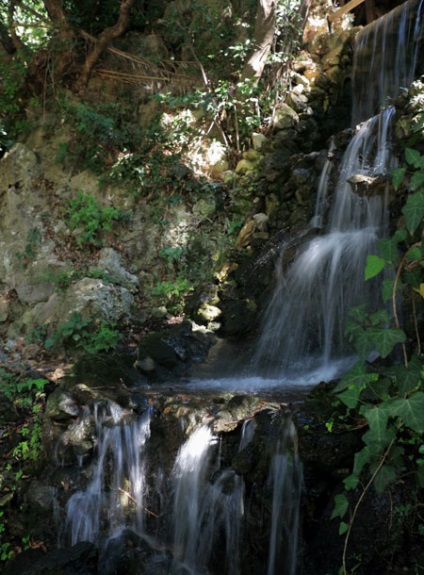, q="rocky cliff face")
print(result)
[0,20,357,352]
[0,10,420,355]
